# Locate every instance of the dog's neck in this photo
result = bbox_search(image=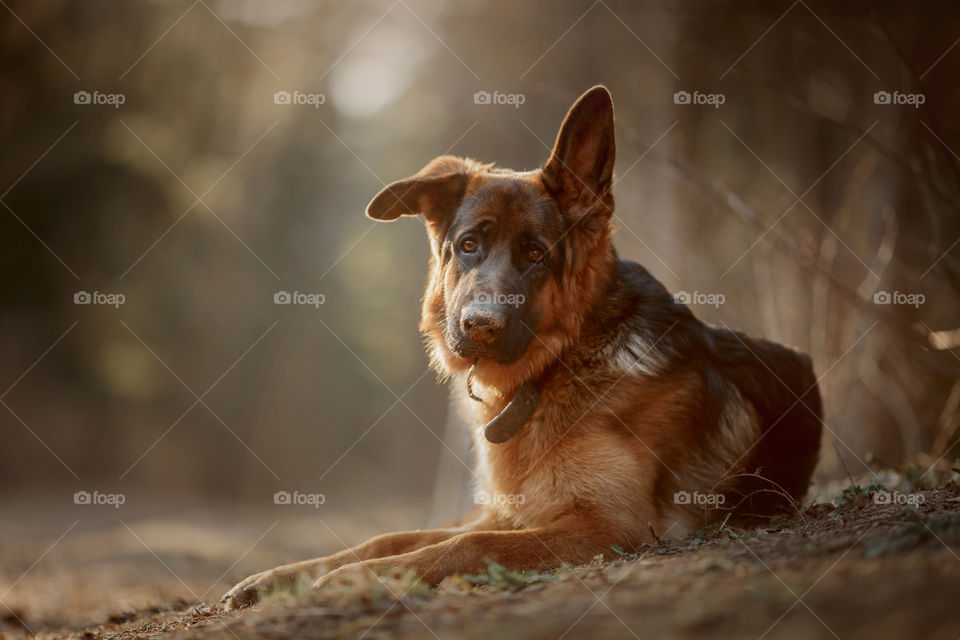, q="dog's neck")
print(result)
[579,235,621,317]
[462,241,619,444]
